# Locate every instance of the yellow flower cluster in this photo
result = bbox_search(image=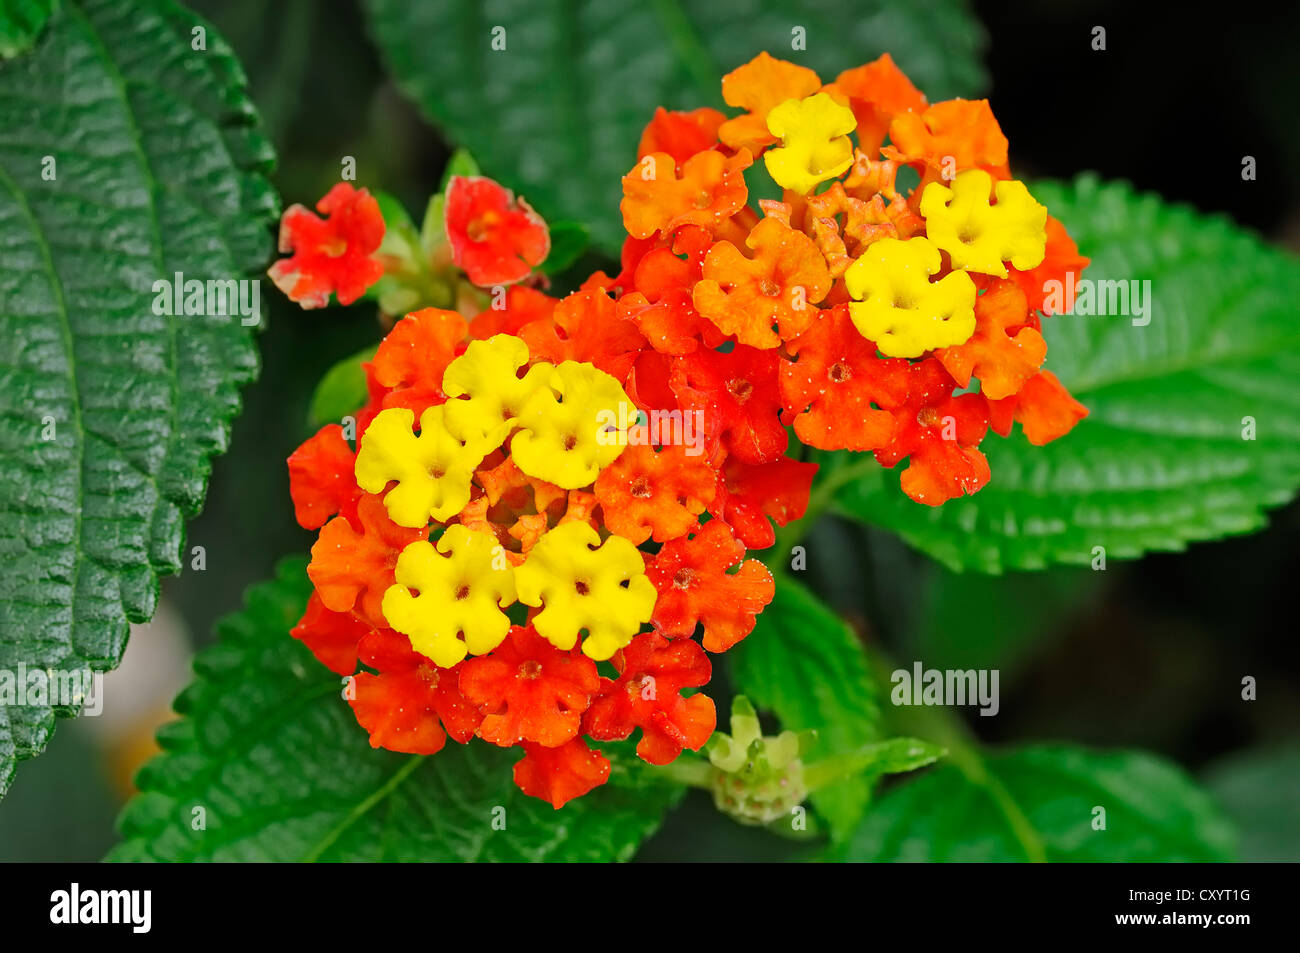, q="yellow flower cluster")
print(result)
[761,94,1049,358]
[354,334,656,665]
